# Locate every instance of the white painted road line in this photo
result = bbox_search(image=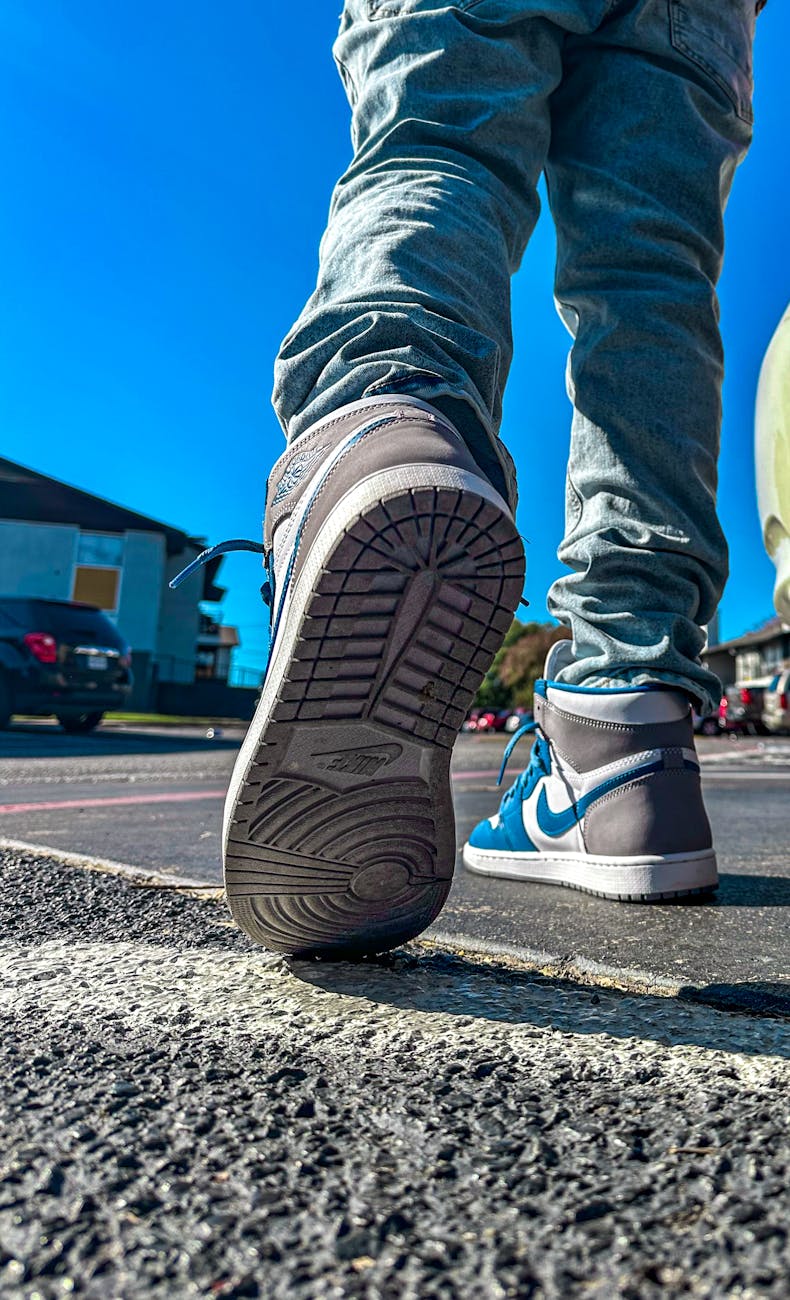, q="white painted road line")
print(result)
[701,770,790,780]
[451,768,790,783]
